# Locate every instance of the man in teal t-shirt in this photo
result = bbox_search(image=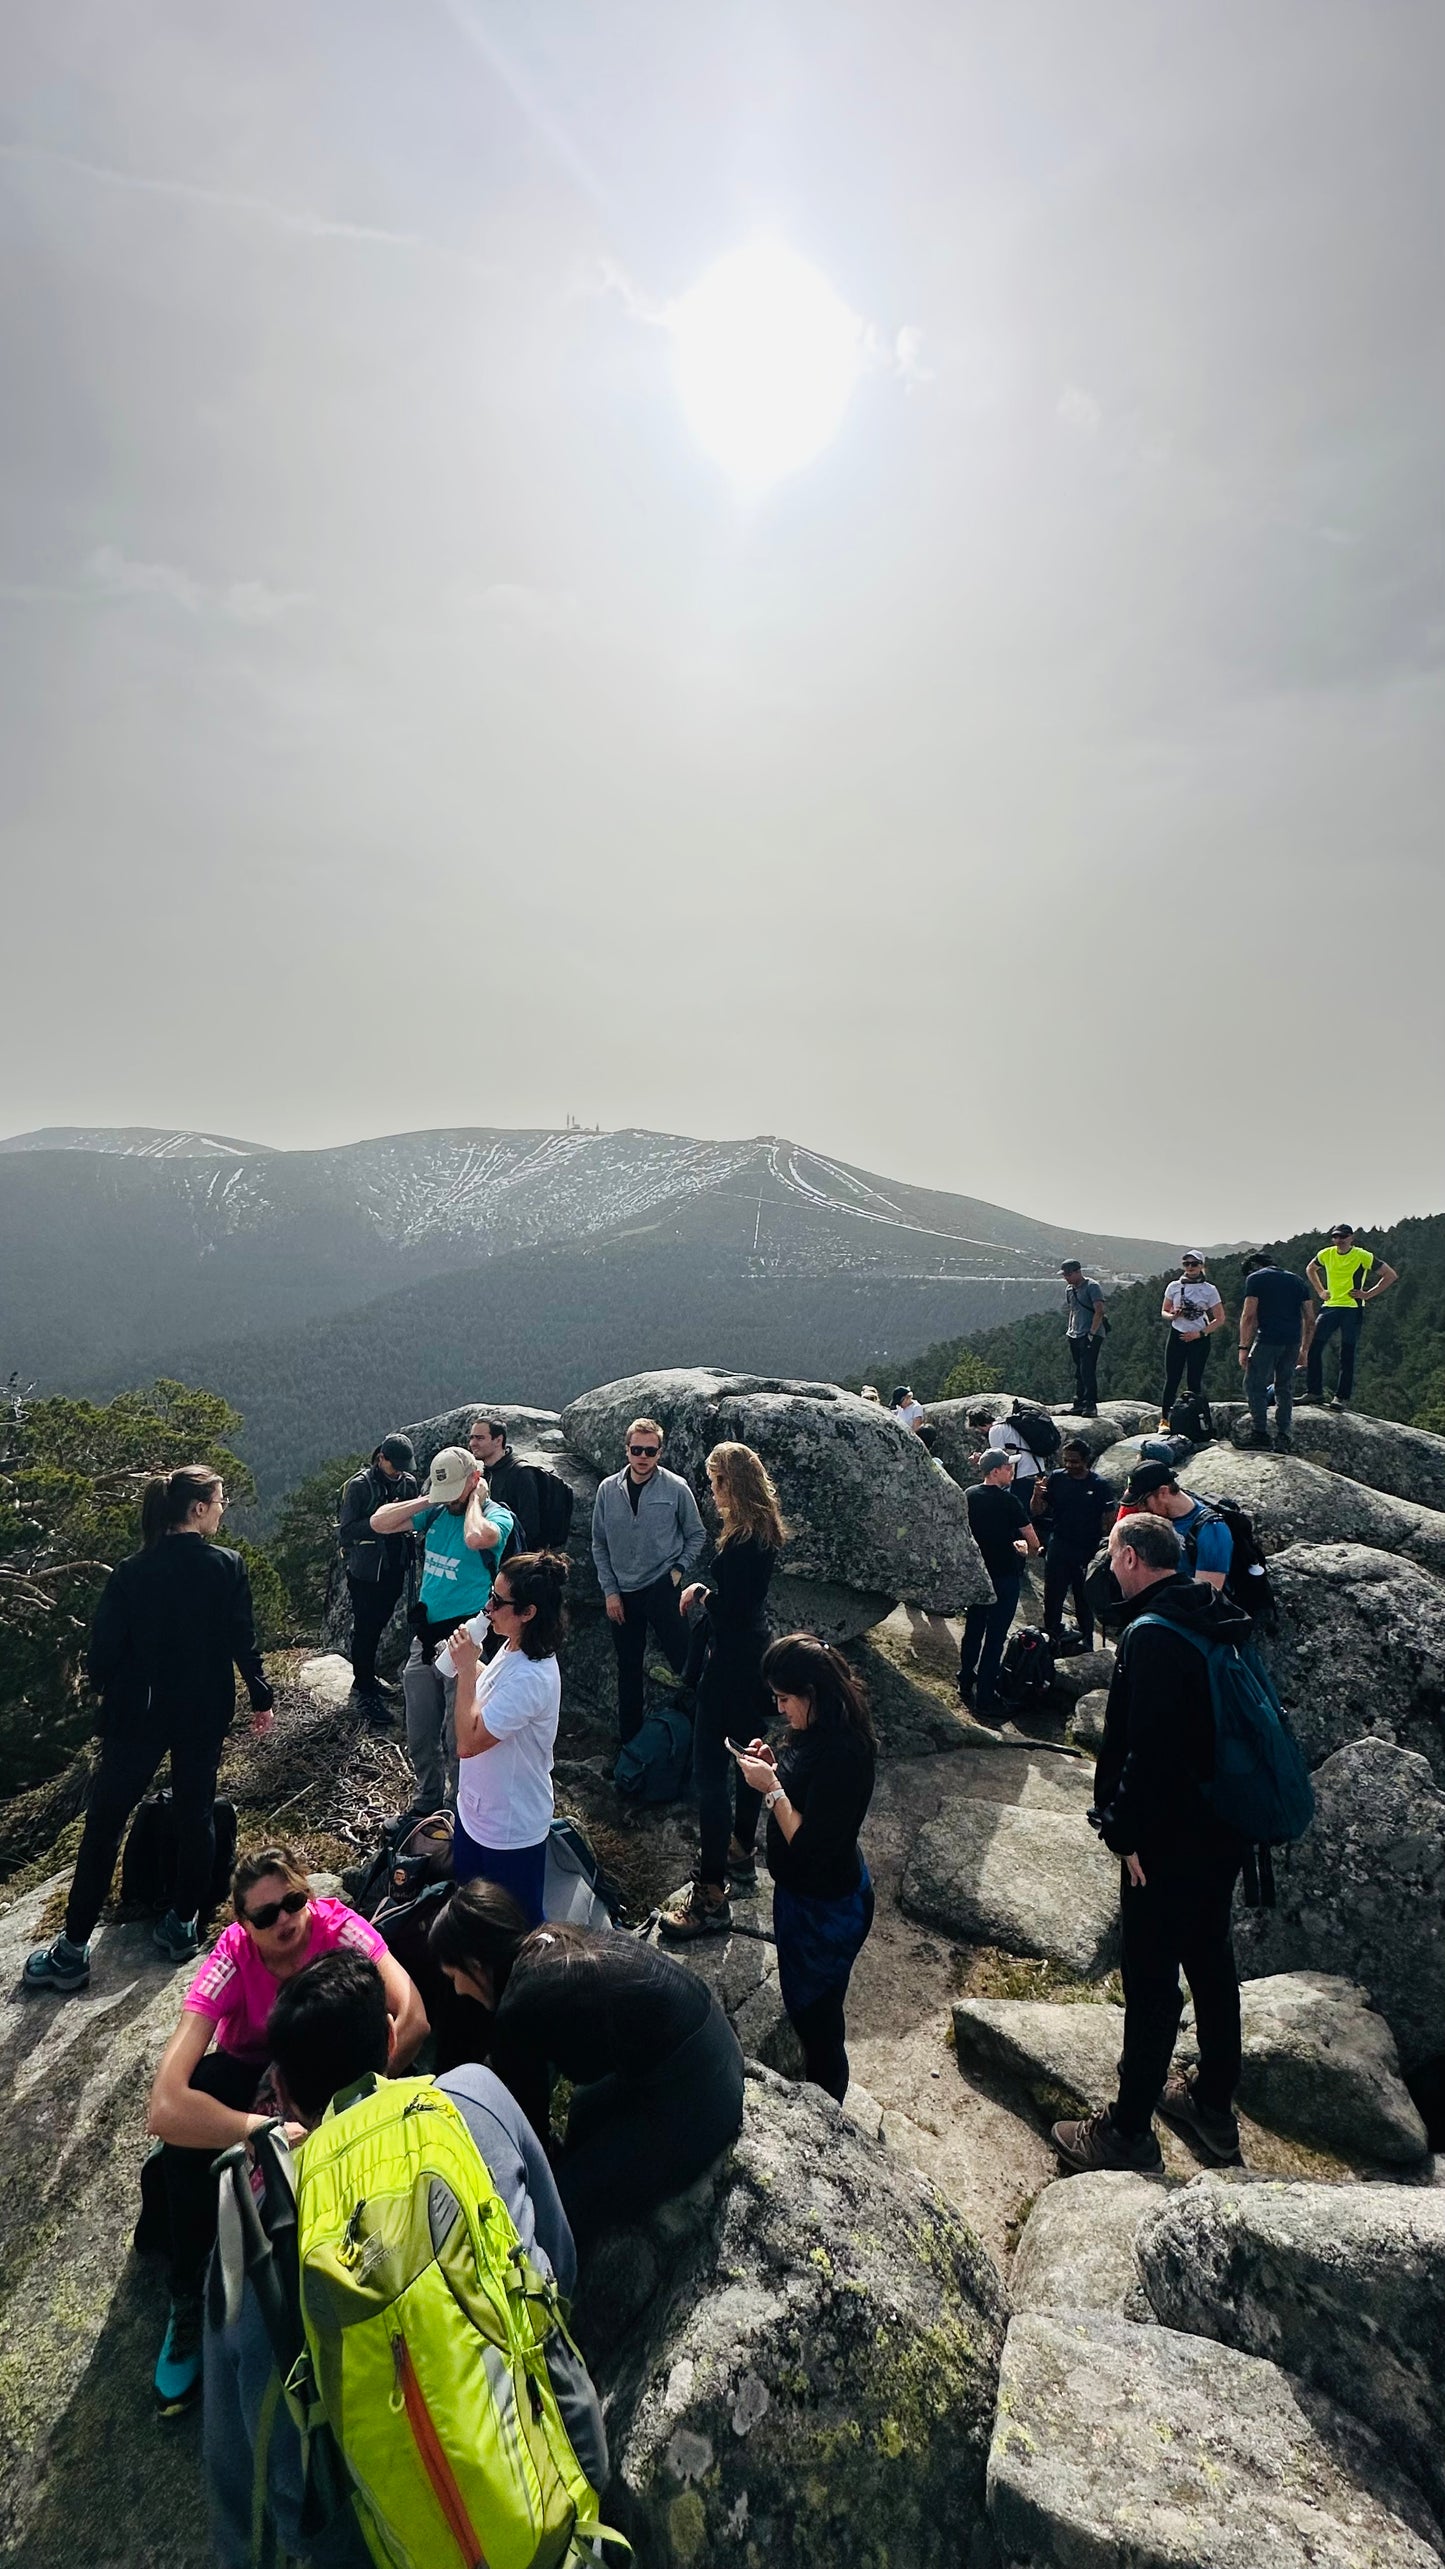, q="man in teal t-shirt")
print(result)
[368,1444,514,1818]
